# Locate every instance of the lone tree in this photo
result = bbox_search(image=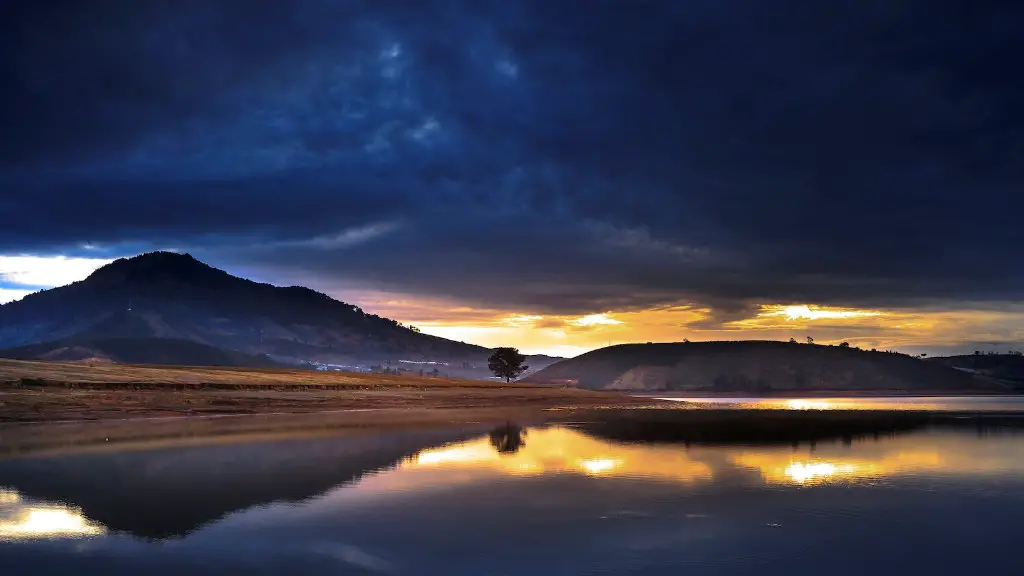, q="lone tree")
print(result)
[488,347,529,383]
